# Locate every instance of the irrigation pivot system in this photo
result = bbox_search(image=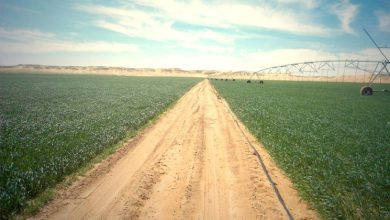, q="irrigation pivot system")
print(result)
[360,28,390,95]
[209,29,390,95]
